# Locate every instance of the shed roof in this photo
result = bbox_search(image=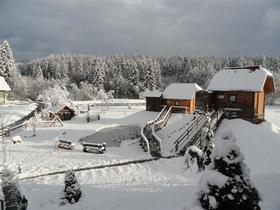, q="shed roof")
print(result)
[142,90,162,98]
[207,67,275,92]
[46,105,75,113]
[163,83,202,100]
[0,77,11,91]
